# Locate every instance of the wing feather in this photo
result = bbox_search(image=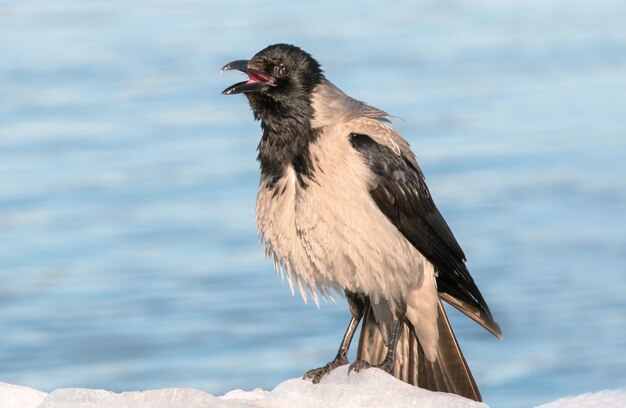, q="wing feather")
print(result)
[349,131,501,338]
